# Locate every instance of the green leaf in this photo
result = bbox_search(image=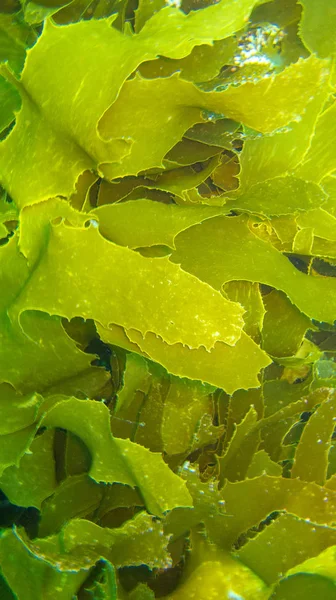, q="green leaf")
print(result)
[223,280,265,343]
[0,233,105,395]
[165,465,227,542]
[172,215,336,324]
[0,529,89,600]
[62,511,172,569]
[296,100,336,183]
[237,513,336,585]
[0,75,21,135]
[128,583,155,600]
[219,475,336,548]
[219,406,259,484]
[229,176,327,217]
[238,69,330,190]
[161,377,214,455]
[0,424,38,477]
[292,389,336,485]
[38,474,104,537]
[262,290,311,357]
[0,1,266,206]
[299,0,336,58]
[41,396,193,515]
[12,222,244,350]
[297,208,336,242]
[0,428,56,508]
[0,383,42,435]
[137,0,265,55]
[22,0,74,25]
[0,12,36,75]
[101,57,328,181]
[133,368,171,453]
[246,449,282,478]
[271,546,336,599]
[165,546,269,600]
[115,352,150,413]
[99,323,271,394]
[84,560,117,600]
[92,199,228,250]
